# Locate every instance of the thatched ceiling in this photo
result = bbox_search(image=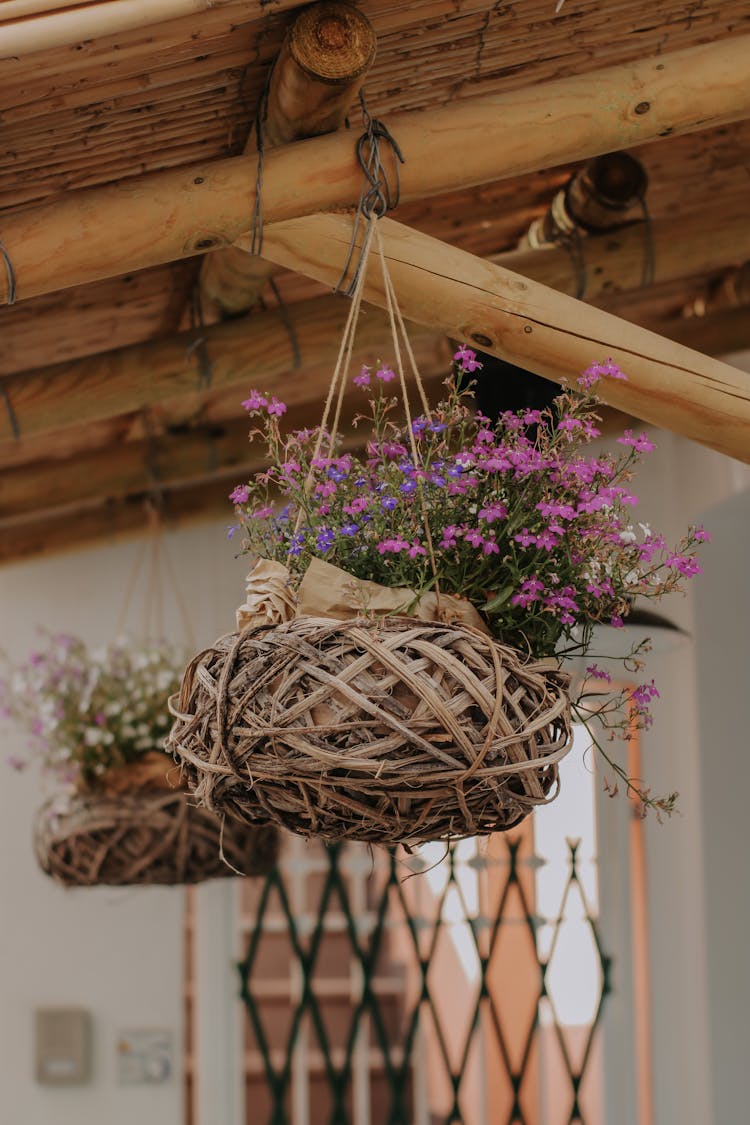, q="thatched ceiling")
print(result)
[0,0,748,561]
